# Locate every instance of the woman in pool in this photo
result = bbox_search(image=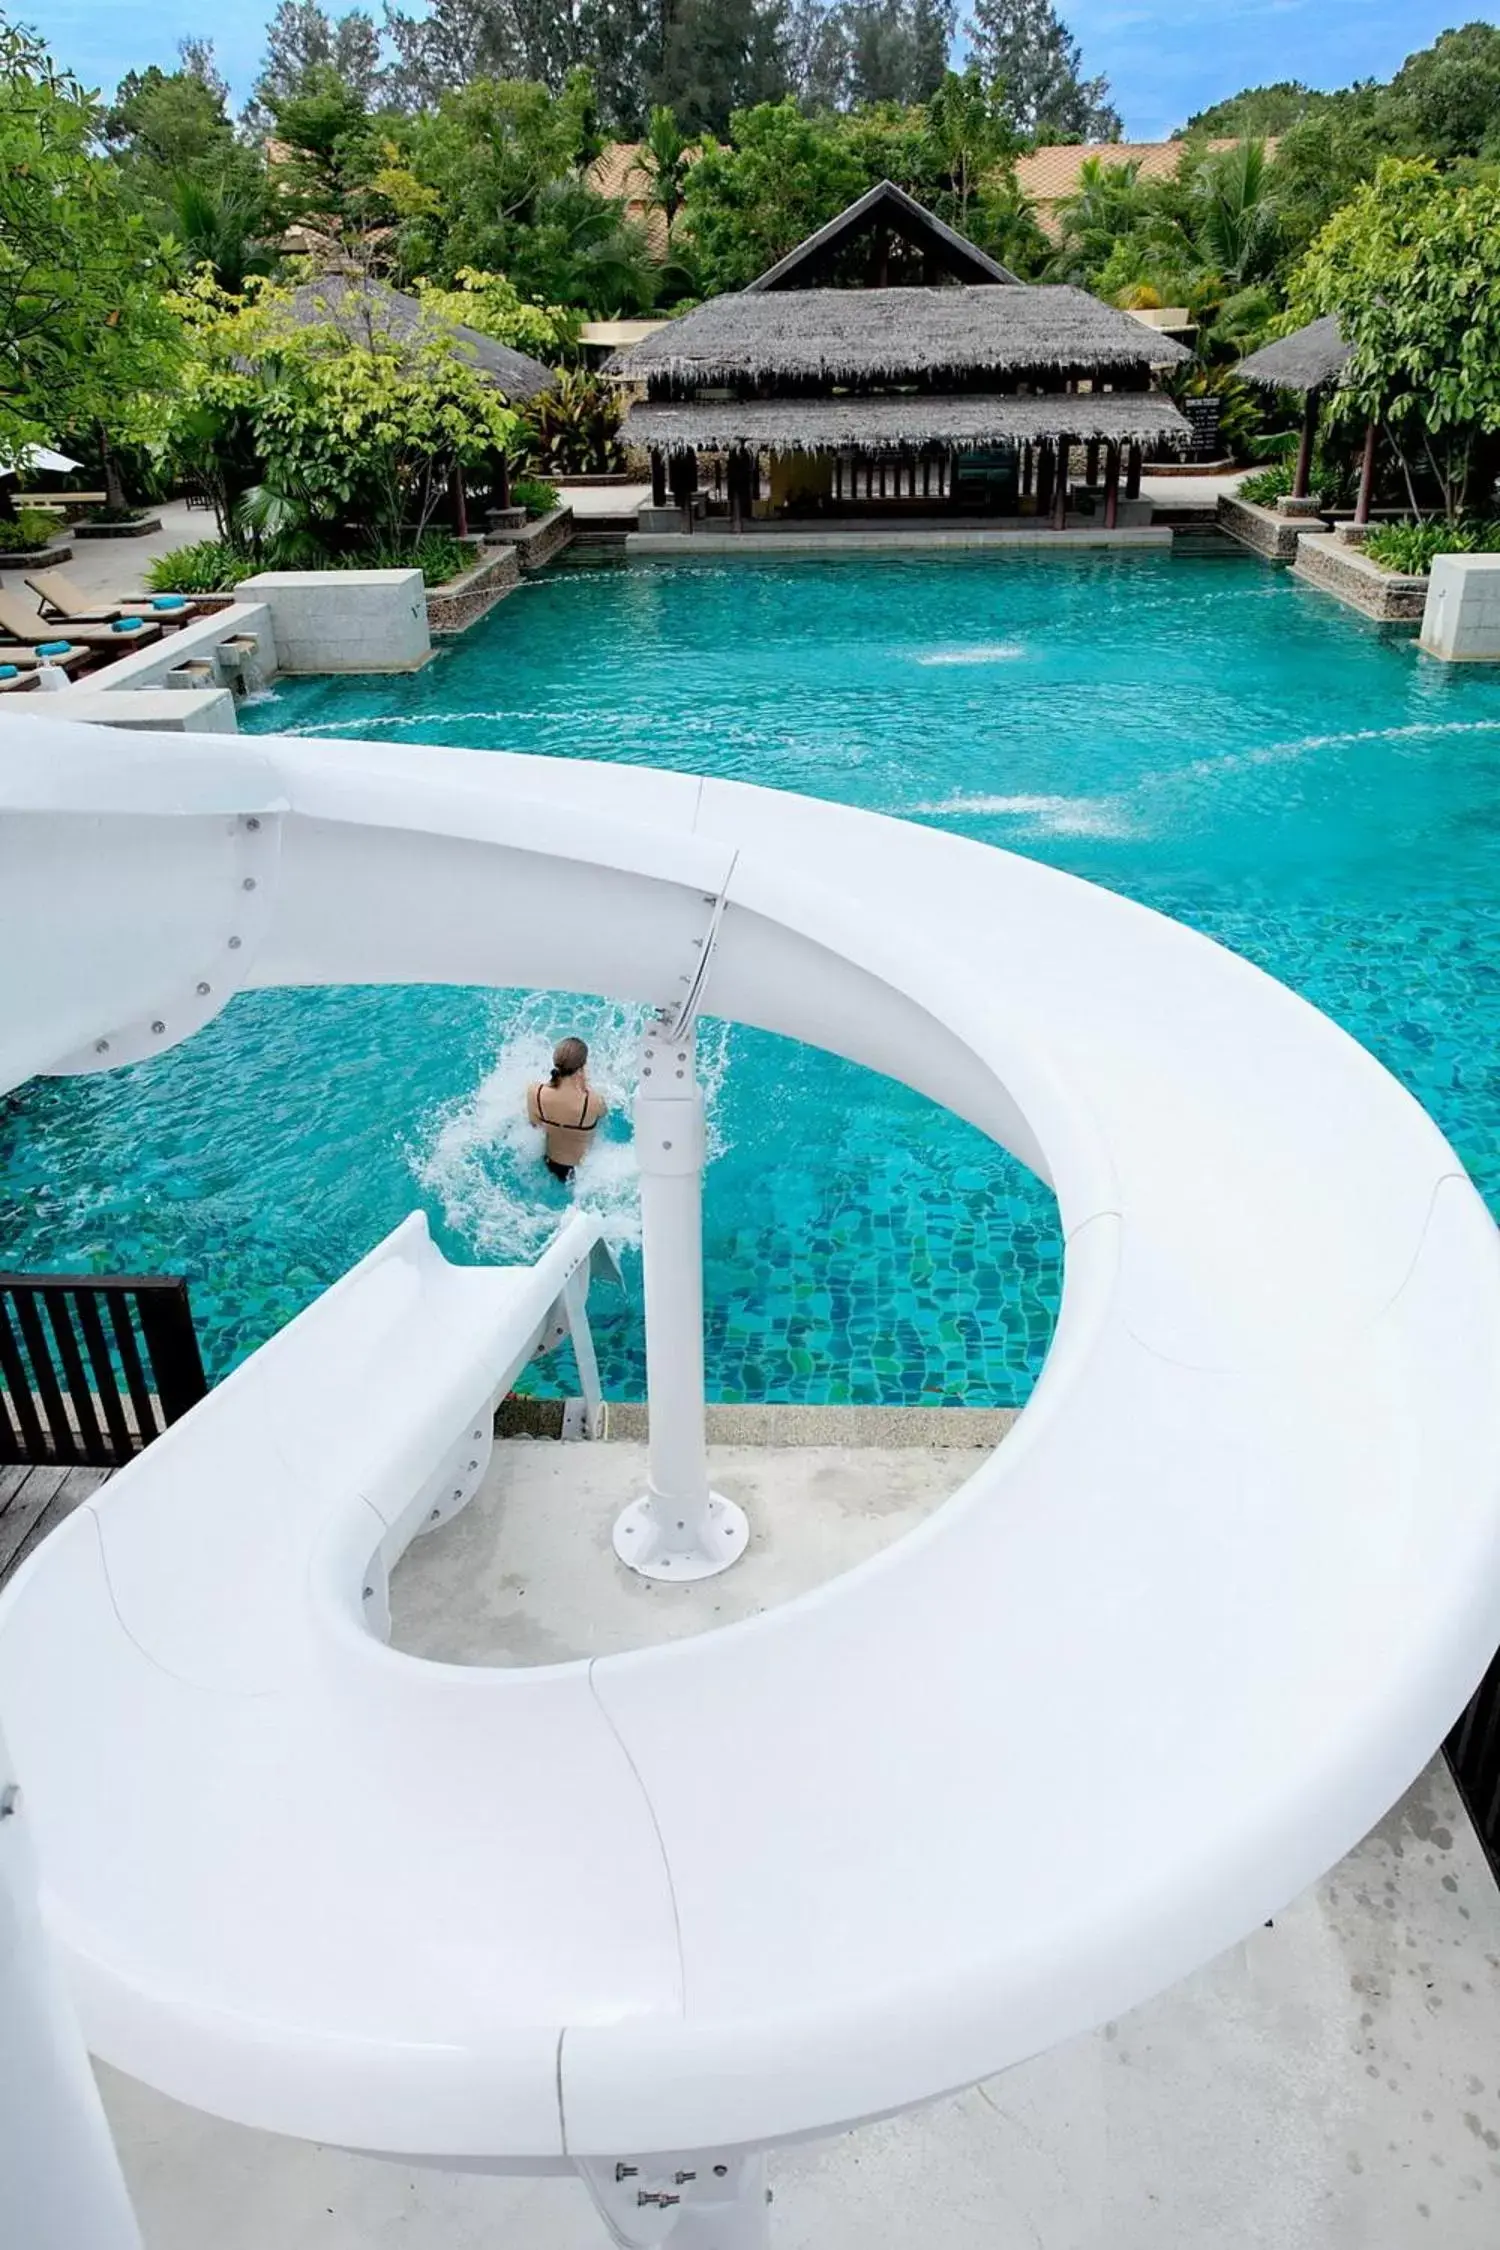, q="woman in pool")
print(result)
[527,1036,607,1184]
